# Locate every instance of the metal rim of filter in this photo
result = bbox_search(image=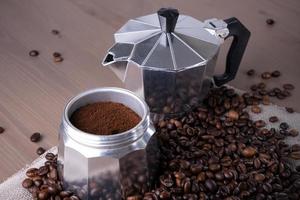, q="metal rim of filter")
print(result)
[61,87,151,148]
